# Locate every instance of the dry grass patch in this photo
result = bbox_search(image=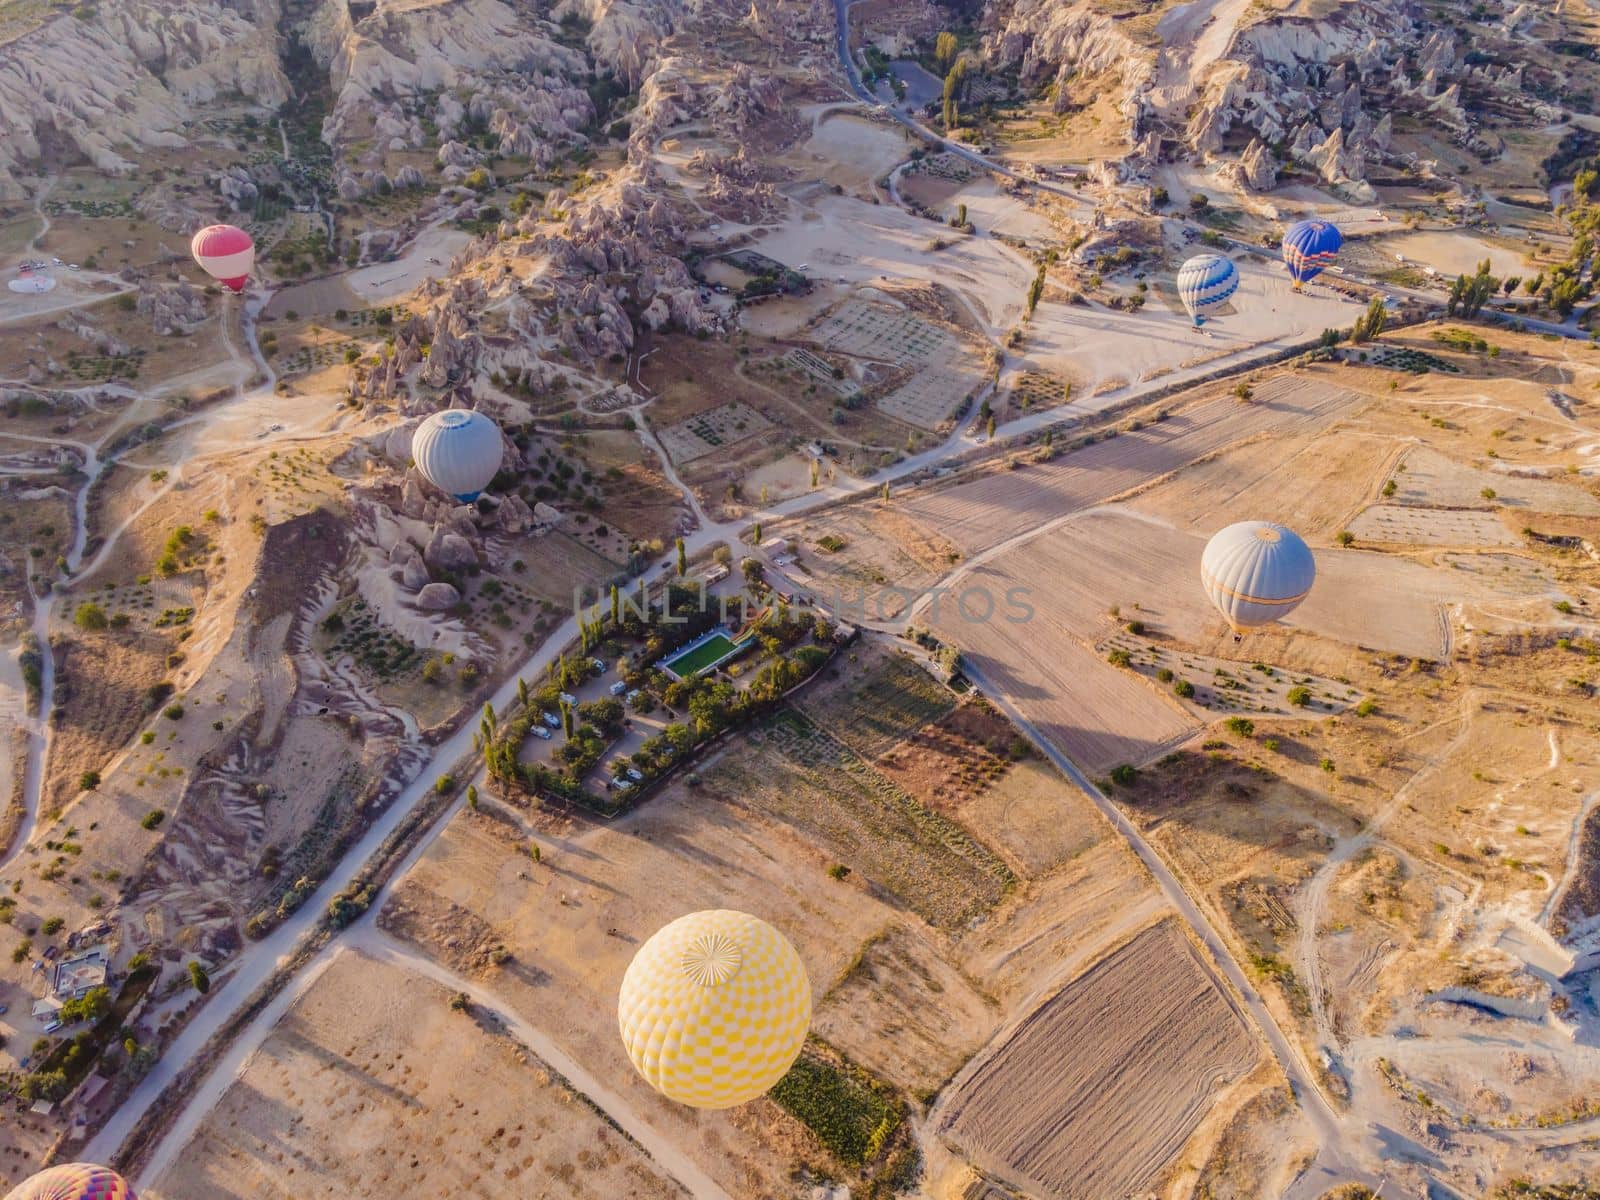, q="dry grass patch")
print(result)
[706,709,1013,929]
[794,643,958,760]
